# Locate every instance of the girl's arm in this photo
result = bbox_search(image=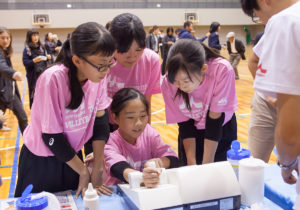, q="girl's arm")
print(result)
[202,111,223,164]
[178,119,197,165]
